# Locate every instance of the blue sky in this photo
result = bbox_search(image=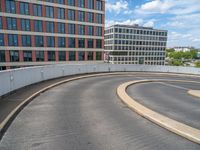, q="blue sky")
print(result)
[105,0,200,48]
